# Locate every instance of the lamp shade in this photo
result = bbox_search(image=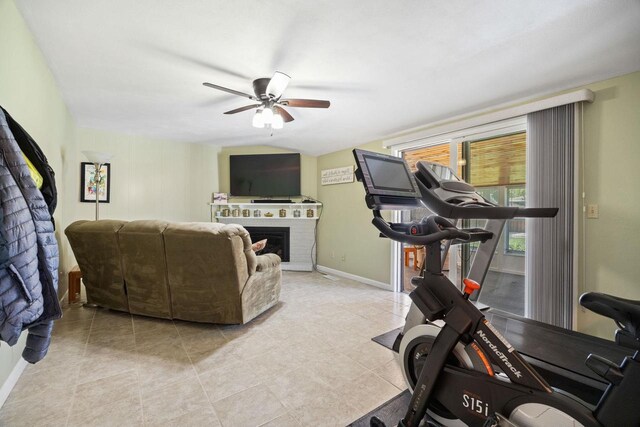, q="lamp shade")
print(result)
[272,112,284,129]
[261,108,274,125]
[252,110,265,128]
[266,71,291,100]
[82,150,113,164]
